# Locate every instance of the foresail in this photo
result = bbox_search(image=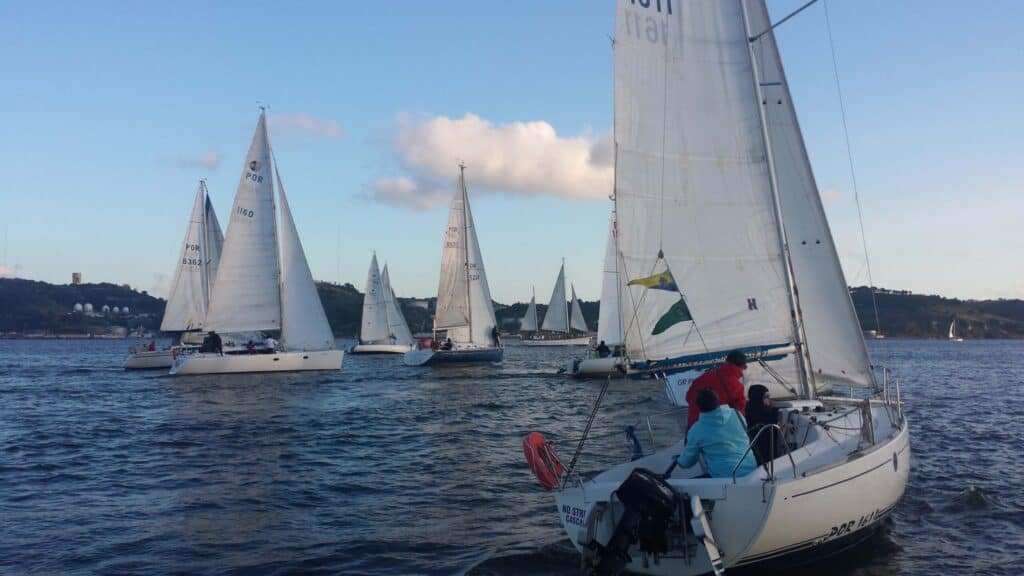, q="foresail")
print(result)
[463,180,498,346]
[161,181,211,332]
[203,191,224,297]
[541,264,568,333]
[382,265,414,346]
[277,165,335,351]
[205,111,283,334]
[597,210,624,345]
[747,0,873,387]
[360,254,389,343]
[570,285,588,333]
[521,295,539,332]
[434,179,471,331]
[614,0,795,364]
